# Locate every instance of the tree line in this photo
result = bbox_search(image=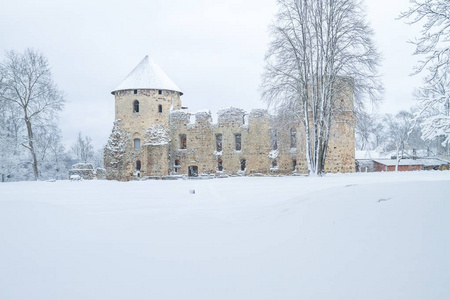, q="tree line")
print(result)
[0,49,103,182]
